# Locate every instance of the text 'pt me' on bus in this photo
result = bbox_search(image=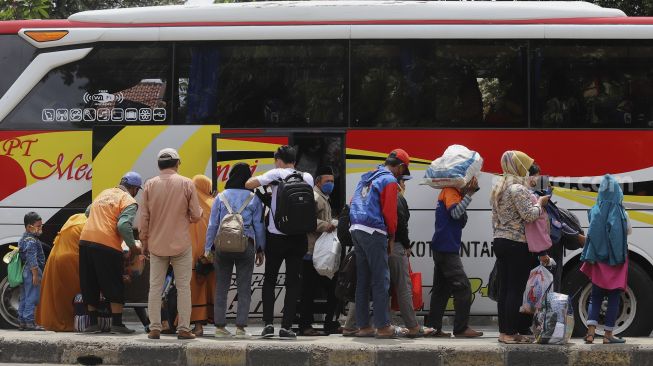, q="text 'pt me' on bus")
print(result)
[1,0,653,337]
